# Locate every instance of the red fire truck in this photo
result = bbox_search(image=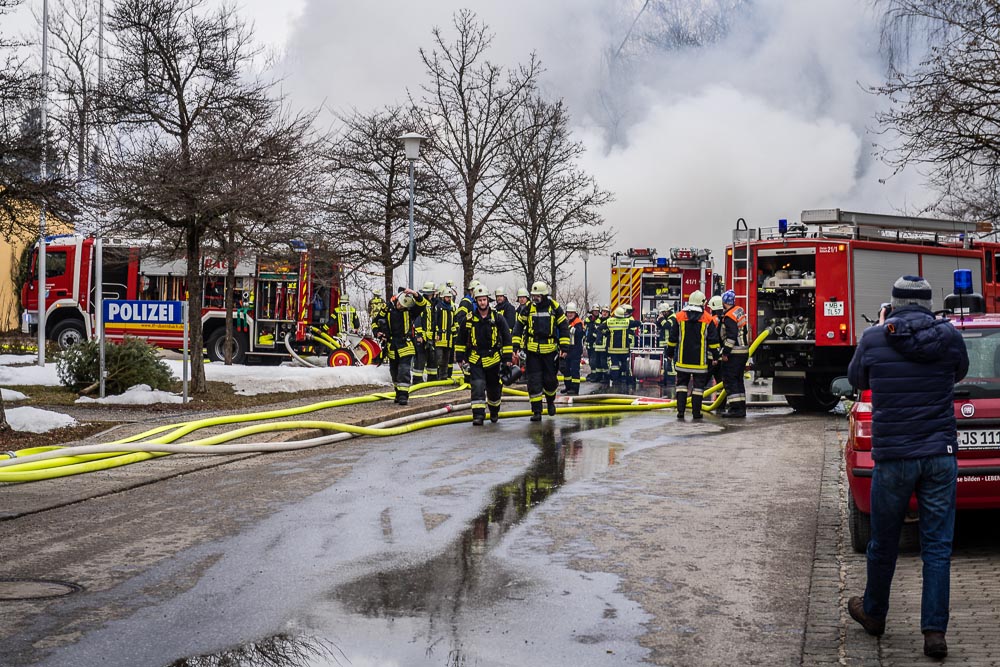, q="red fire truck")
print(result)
[19,235,369,365]
[724,209,1000,411]
[610,247,715,317]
